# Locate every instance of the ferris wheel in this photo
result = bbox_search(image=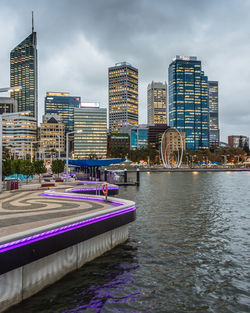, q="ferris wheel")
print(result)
[160,128,184,168]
